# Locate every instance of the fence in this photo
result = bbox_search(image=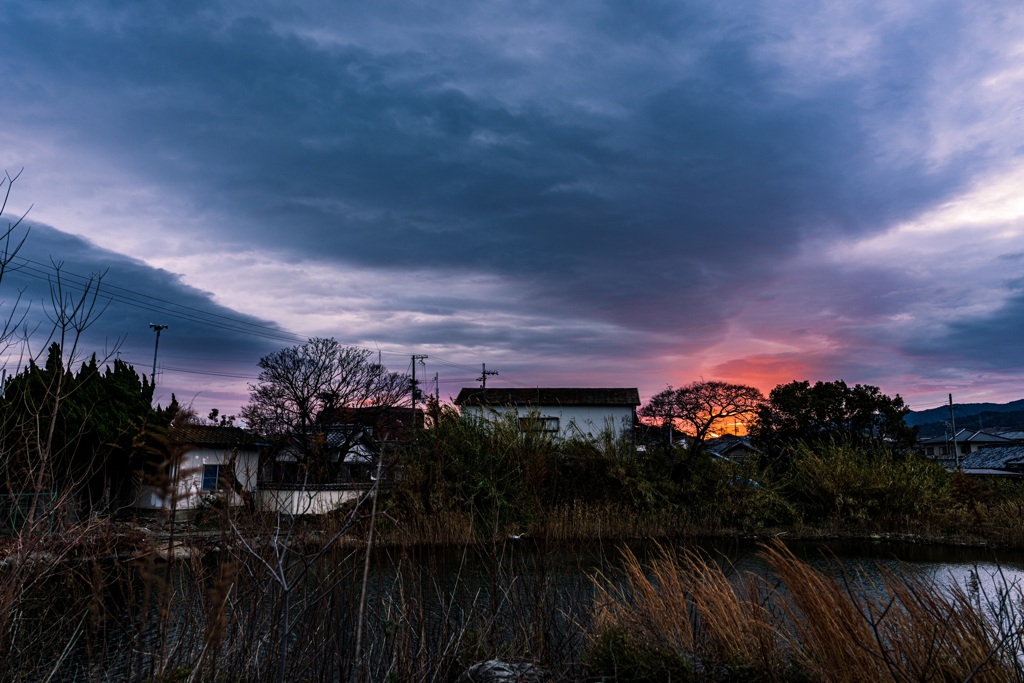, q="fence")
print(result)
[0,492,57,534]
